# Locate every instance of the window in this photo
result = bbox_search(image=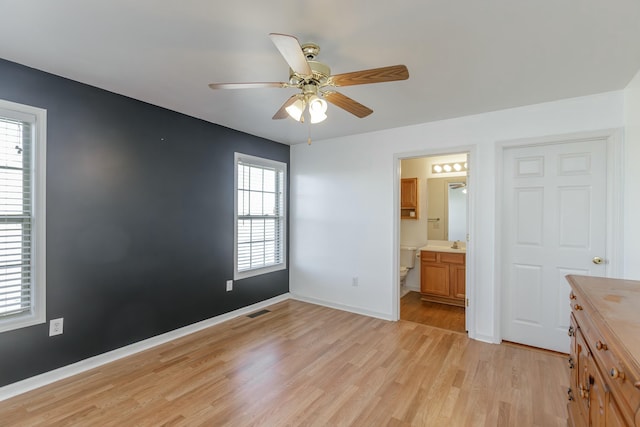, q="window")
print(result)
[0,99,46,333]
[234,153,286,279]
